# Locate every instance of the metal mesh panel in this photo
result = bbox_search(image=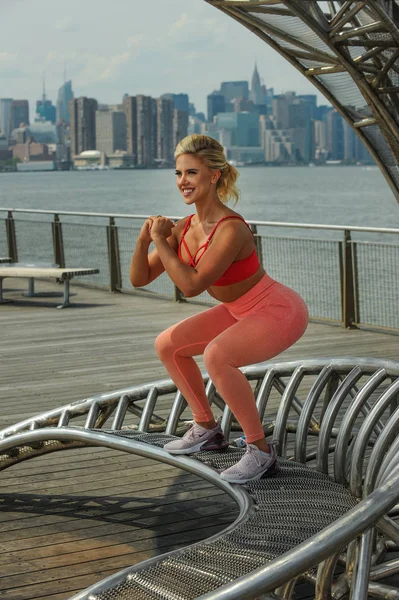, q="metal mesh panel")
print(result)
[14,219,54,263]
[62,222,109,285]
[318,72,370,110]
[0,219,7,257]
[252,12,333,54]
[92,443,357,600]
[259,236,342,321]
[354,241,399,329]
